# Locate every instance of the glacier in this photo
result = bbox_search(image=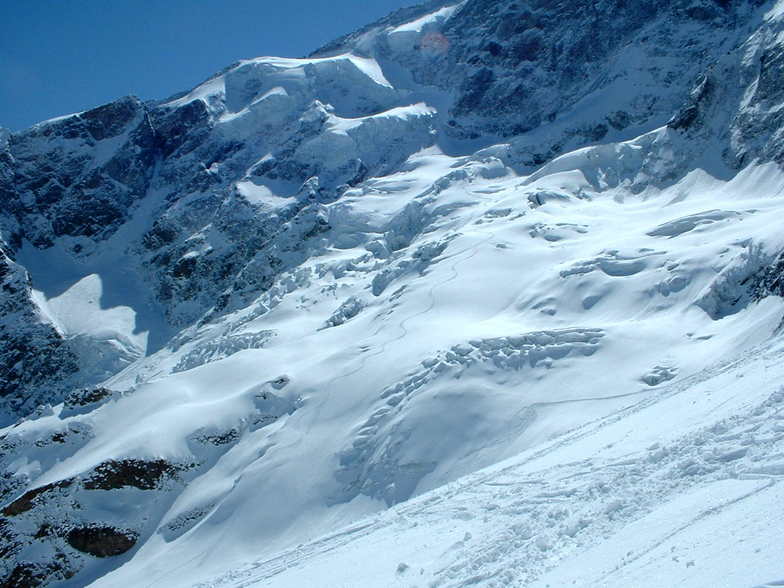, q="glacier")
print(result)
[1,0,784,586]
